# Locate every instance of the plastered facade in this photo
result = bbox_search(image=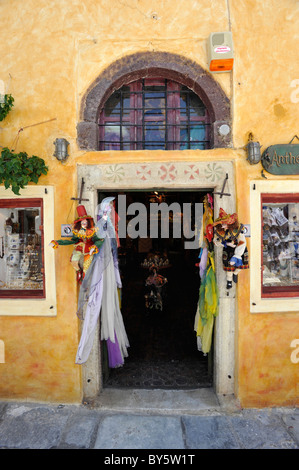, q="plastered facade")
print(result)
[0,0,298,407]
